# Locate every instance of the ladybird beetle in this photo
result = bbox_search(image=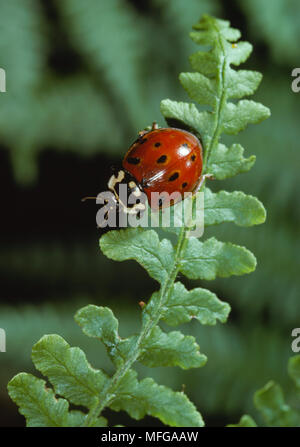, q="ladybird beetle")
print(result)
[83,123,205,226]
[107,123,203,213]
